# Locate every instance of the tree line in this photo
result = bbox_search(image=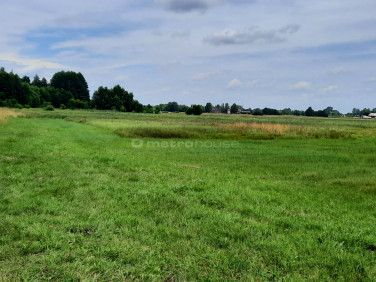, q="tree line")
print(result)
[0,67,371,117]
[0,67,144,112]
